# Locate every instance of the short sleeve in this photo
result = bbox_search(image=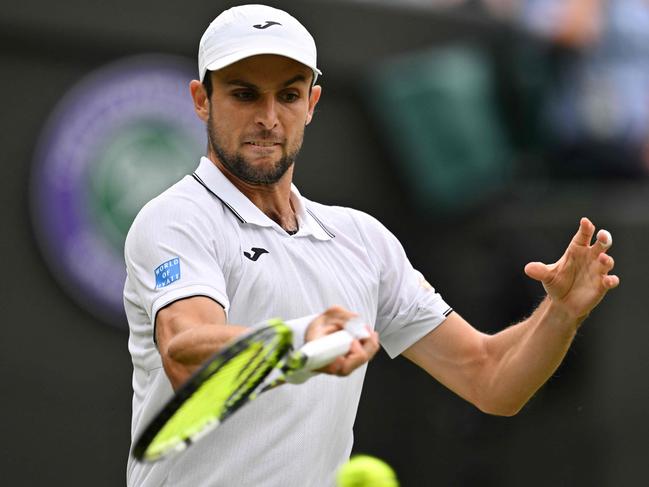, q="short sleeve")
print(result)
[124,195,230,331]
[351,211,452,358]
